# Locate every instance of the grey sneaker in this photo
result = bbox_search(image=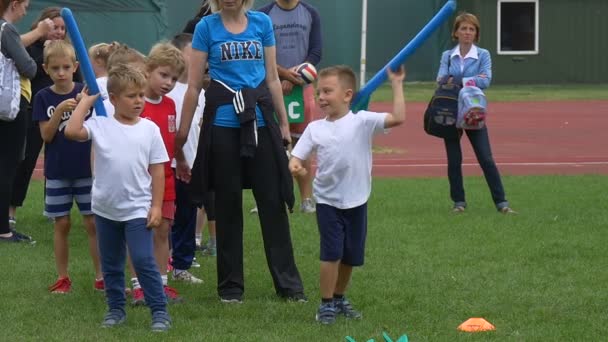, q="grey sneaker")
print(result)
[173,270,203,284]
[334,297,362,319]
[300,198,316,213]
[315,302,337,324]
[200,243,217,257]
[151,311,171,332]
[499,207,517,214]
[191,259,201,268]
[250,206,258,214]
[101,309,126,328]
